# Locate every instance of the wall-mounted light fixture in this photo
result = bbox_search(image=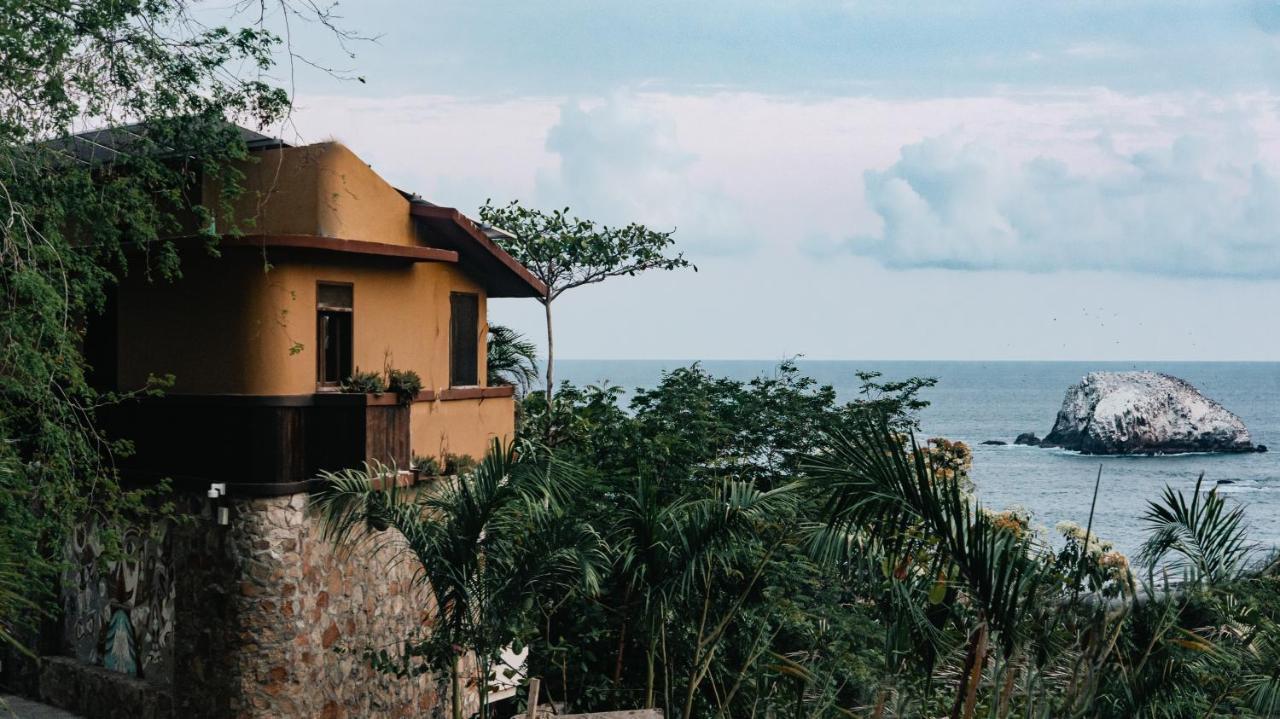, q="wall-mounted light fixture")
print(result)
[208,483,230,525]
